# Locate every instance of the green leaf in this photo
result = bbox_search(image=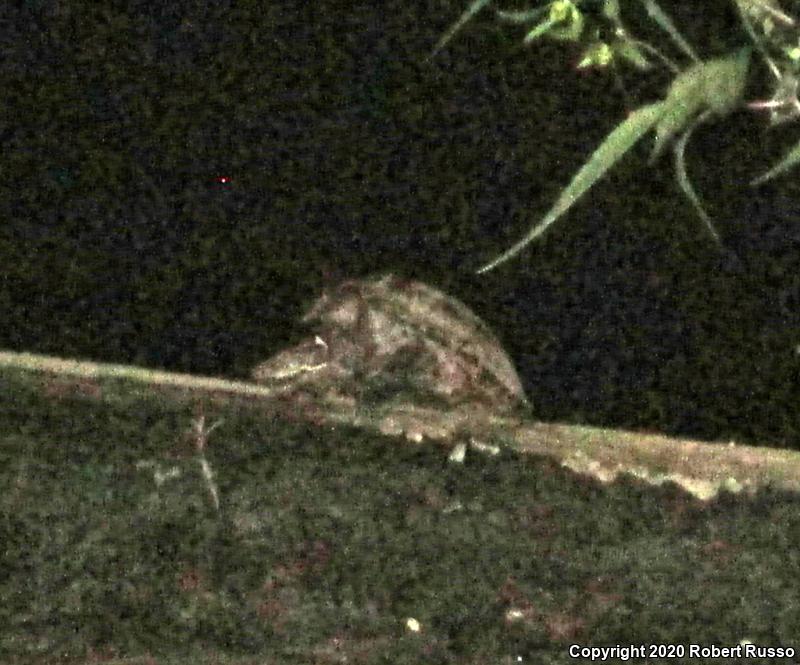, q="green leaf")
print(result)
[428,0,493,60]
[495,7,549,24]
[602,0,621,22]
[673,111,721,243]
[543,0,585,42]
[702,46,752,115]
[477,102,665,274]
[577,41,614,69]
[523,16,564,44]
[651,47,751,161]
[752,137,800,184]
[650,78,705,162]
[522,1,585,44]
[614,38,652,71]
[643,0,699,62]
